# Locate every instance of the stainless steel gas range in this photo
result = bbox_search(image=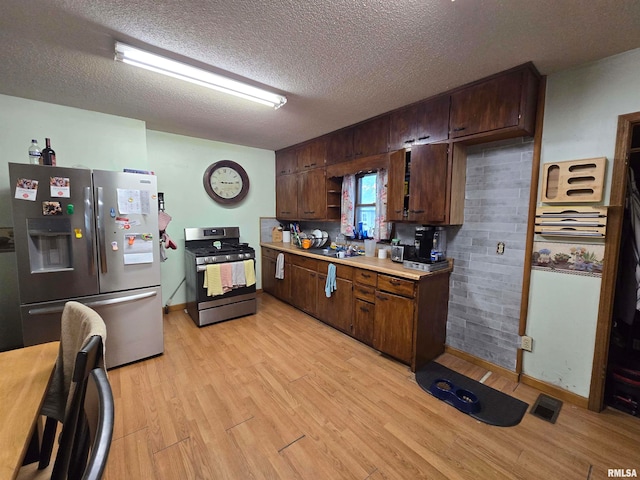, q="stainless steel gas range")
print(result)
[184,227,256,327]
